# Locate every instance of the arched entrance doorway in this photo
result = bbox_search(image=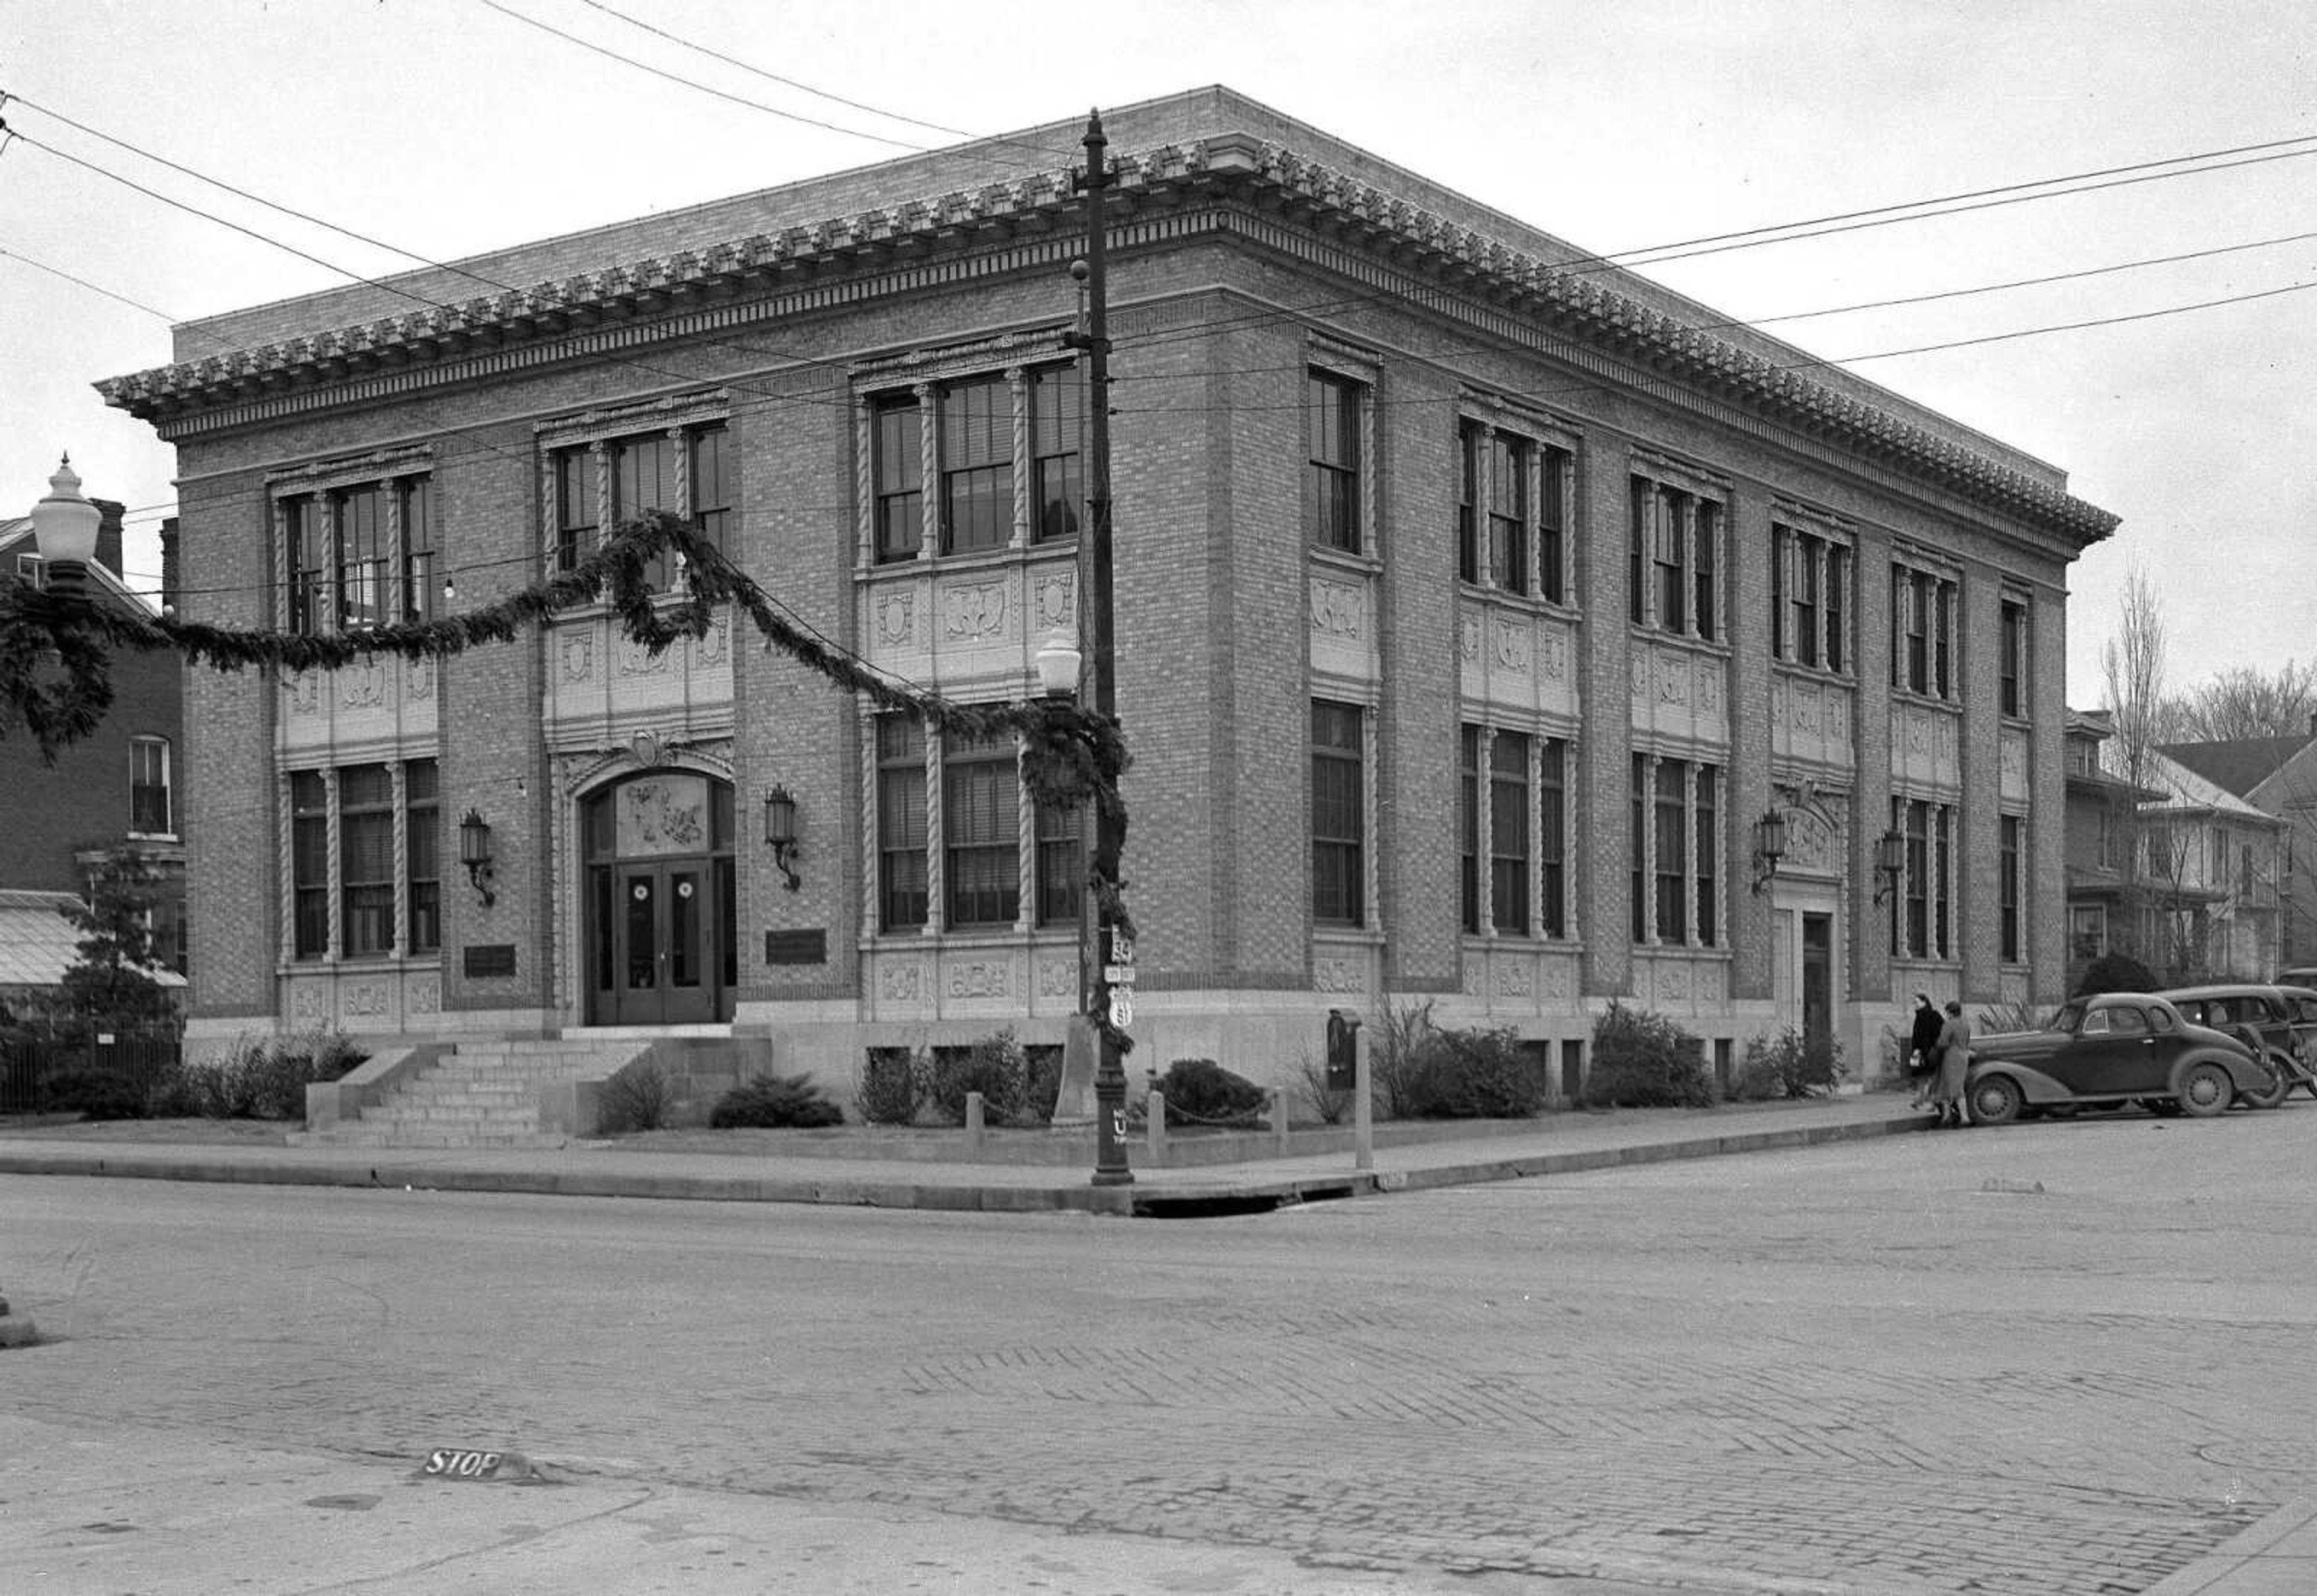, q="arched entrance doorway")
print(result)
[582,772,737,1025]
